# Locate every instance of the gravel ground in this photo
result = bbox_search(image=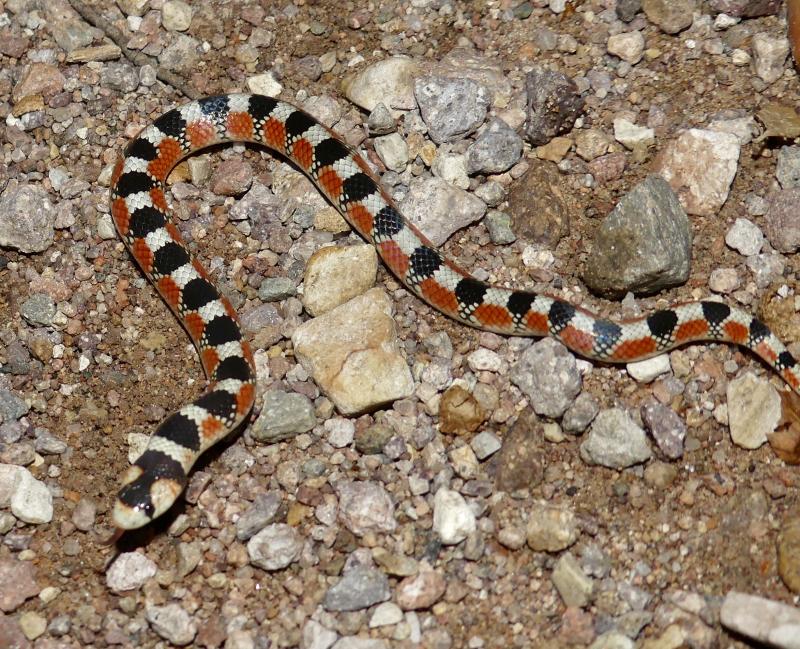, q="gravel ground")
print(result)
[2,0,800,647]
